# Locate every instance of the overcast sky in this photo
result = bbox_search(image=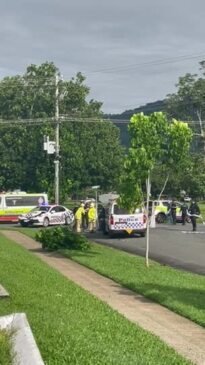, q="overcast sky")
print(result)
[1,0,205,113]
